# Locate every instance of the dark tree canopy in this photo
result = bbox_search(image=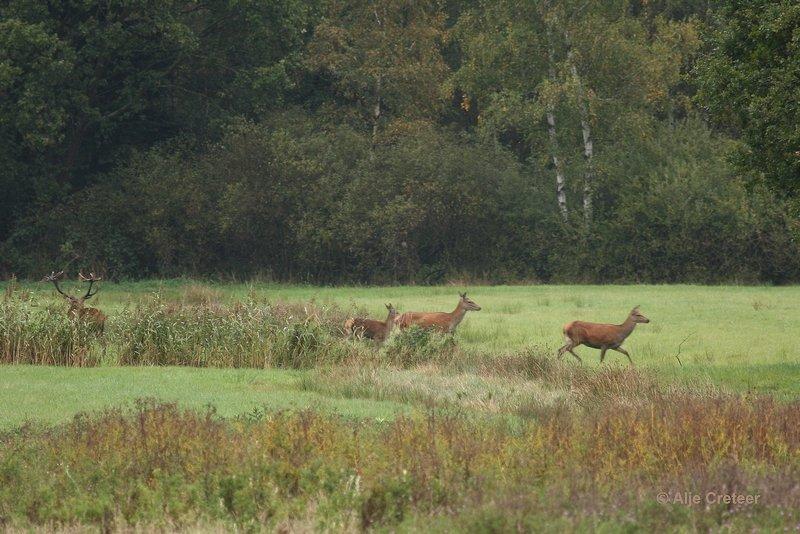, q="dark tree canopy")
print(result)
[696,0,800,196]
[1,0,798,283]
[0,0,318,236]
